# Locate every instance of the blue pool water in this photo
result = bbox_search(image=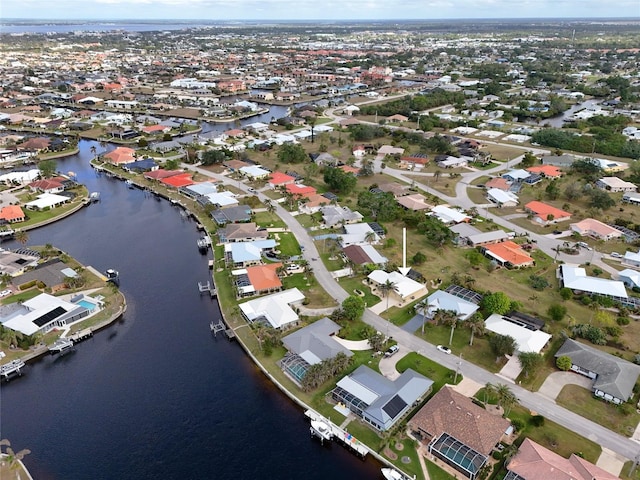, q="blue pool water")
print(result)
[77,299,96,310]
